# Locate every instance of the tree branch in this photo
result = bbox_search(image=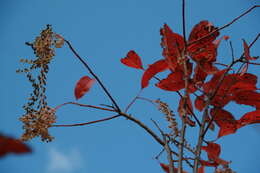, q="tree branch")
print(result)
[64,40,121,112]
[188,5,260,47]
